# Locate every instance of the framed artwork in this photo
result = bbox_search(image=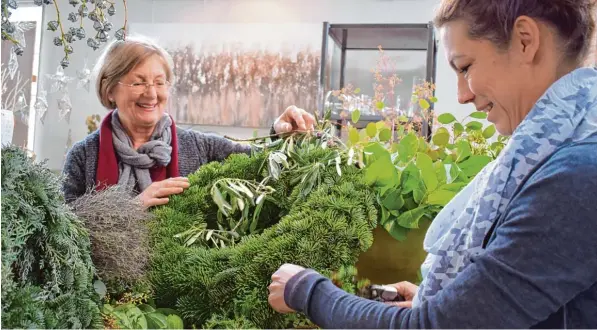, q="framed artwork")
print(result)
[131,23,322,128]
